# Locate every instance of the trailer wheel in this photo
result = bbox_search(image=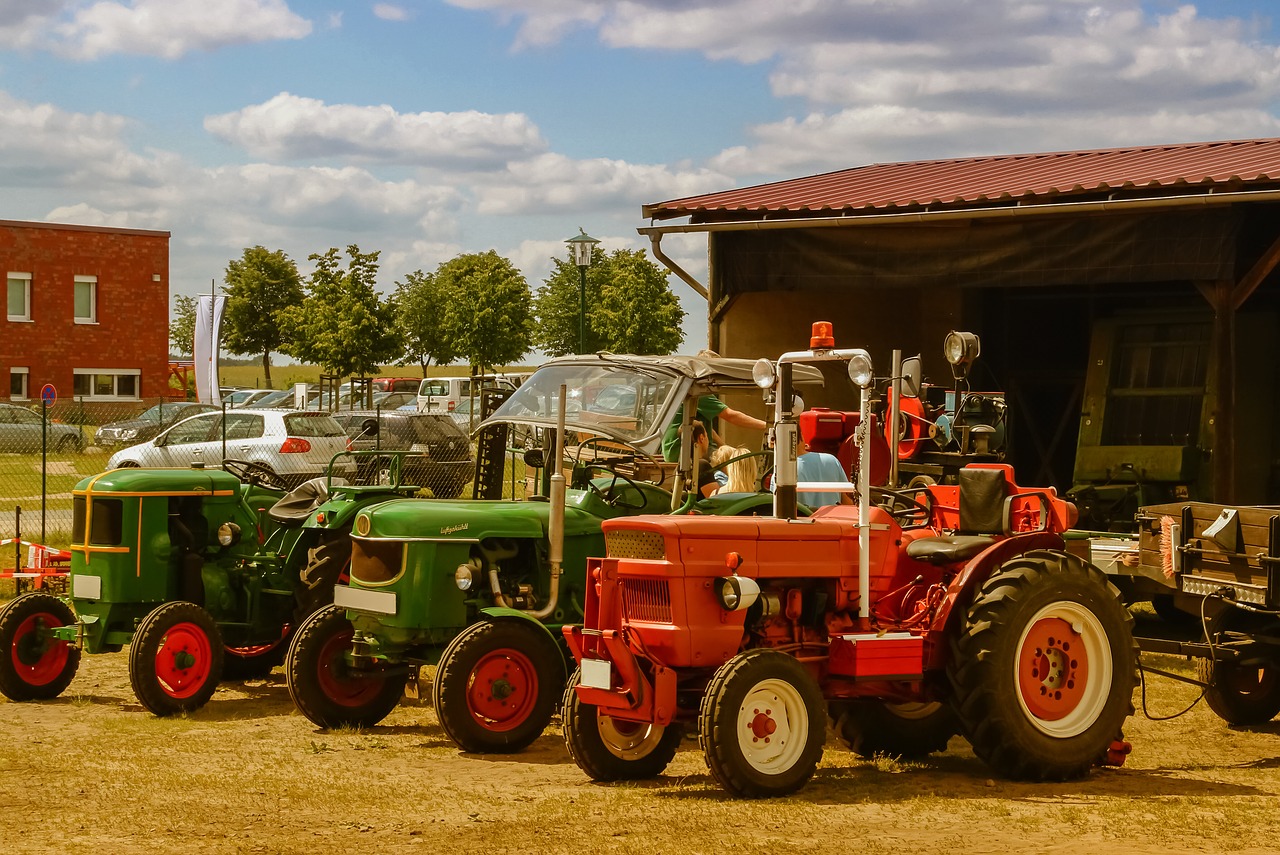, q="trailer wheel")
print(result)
[561,669,683,781]
[285,605,404,728]
[1197,657,1280,724]
[949,550,1136,781]
[0,593,80,701]
[129,601,224,716]
[699,649,826,798]
[832,699,957,759]
[433,619,565,753]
